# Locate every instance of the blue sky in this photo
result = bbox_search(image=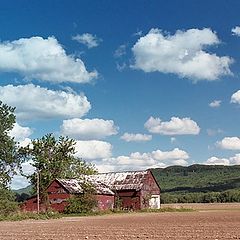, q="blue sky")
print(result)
[1,0,240,189]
